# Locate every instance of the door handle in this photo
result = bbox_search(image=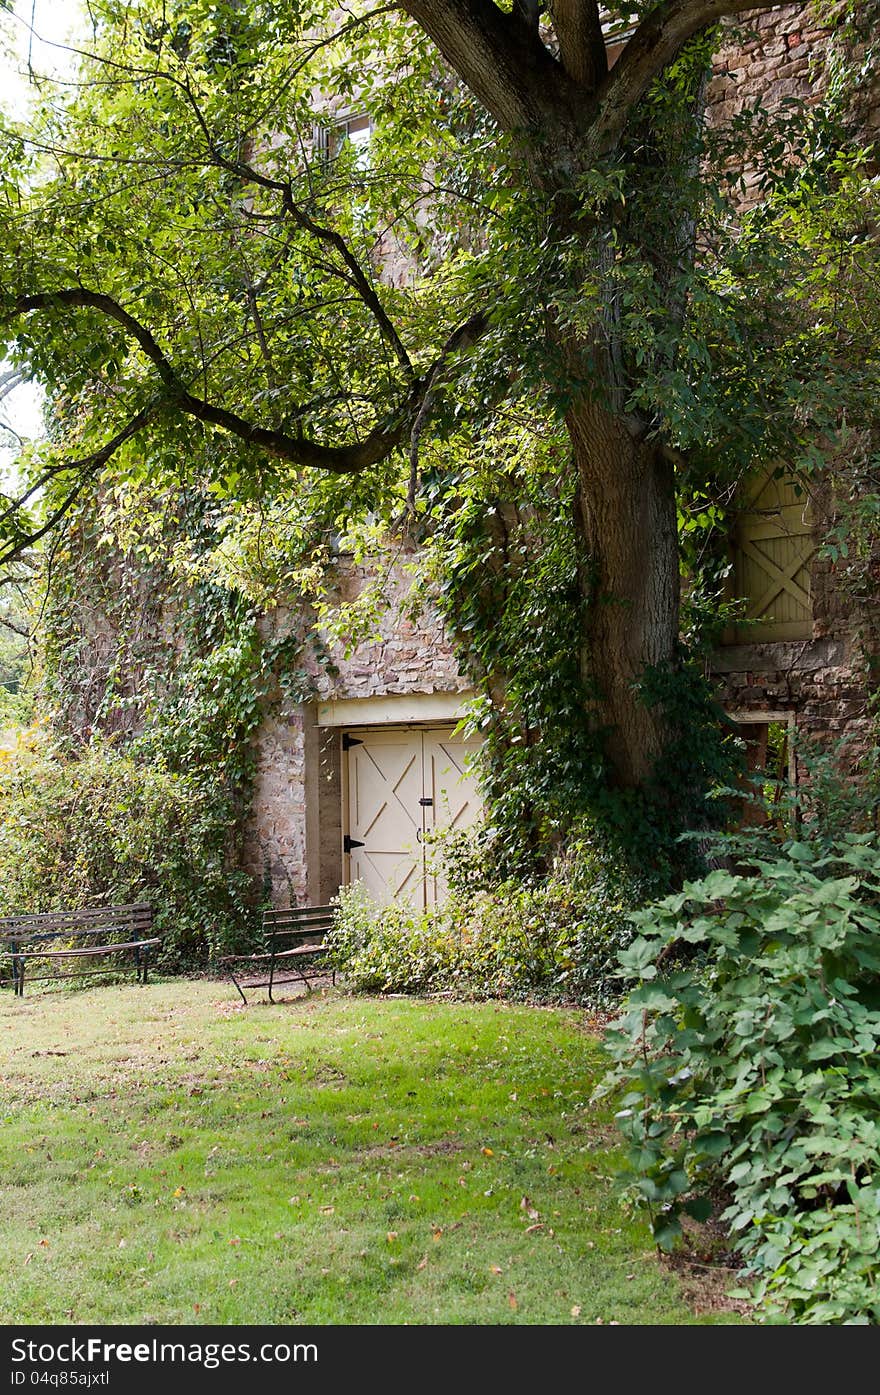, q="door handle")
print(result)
[416,829,422,843]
